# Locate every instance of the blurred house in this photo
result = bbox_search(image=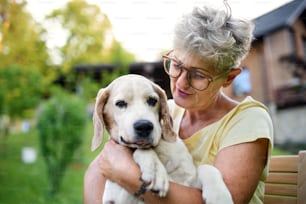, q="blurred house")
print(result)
[224,0,306,145]
[224,0,306,107]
